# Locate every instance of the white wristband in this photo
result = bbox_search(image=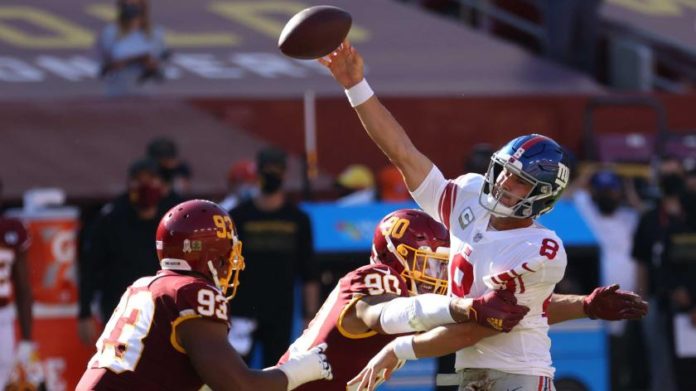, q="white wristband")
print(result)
[393,336,417,361]
[344,79,374,107]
